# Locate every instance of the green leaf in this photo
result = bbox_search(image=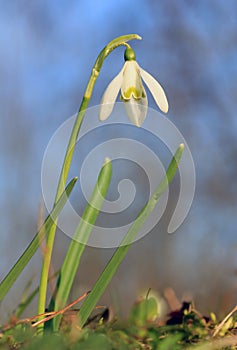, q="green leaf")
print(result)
[14,271,59,318]
[158,333,183,350]
[15,279,39,318]
[0,178,77,302]
[52,158,112,331]
[23,332,67,350]
[78,144,184,327]
[129,297,158,327]
[75,332,112,350]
